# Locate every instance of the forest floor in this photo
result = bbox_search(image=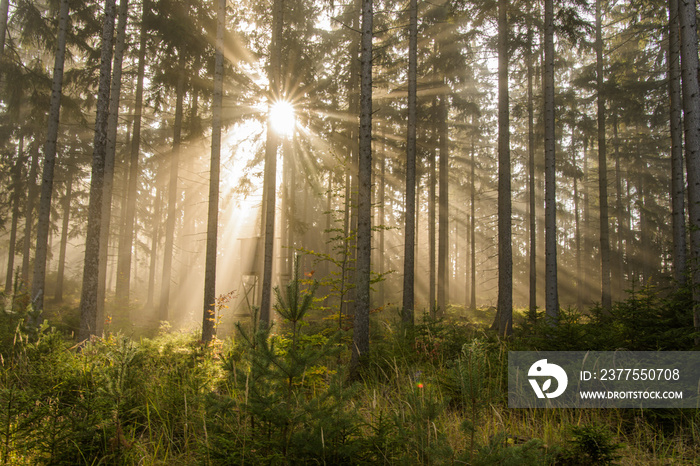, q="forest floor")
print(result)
[0,283,698,464]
